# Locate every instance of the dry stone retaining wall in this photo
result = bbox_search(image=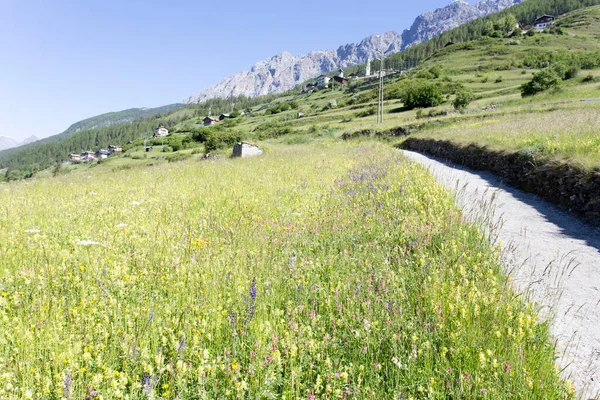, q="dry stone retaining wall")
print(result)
[401,138,600,225]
